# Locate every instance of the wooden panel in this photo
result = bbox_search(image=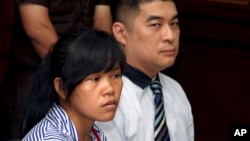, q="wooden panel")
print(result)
[0,0,14,53]
[0,0,14,83]
[175,44,250,141]
[0,59,9,82]
[0,27,12,54]
[177,0,250,47]
[205,0,250,5]
[0,0,14,24]
[165,1,250,141]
